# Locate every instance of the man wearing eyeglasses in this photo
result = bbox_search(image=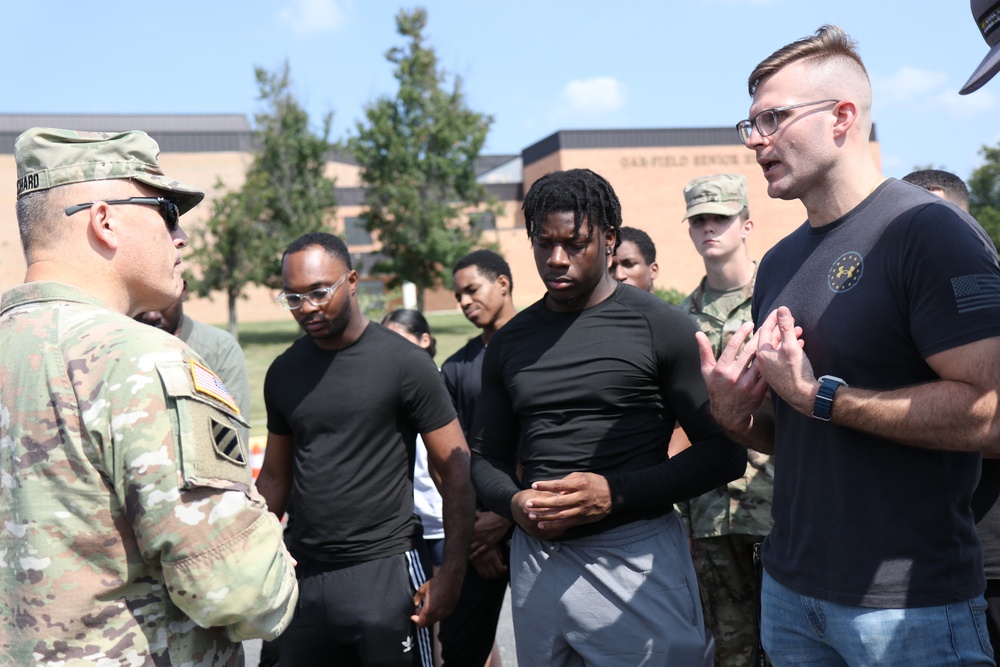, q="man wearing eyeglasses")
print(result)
[700,26,1000,666]
[257,232,474,667]
[0,128,297,665]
